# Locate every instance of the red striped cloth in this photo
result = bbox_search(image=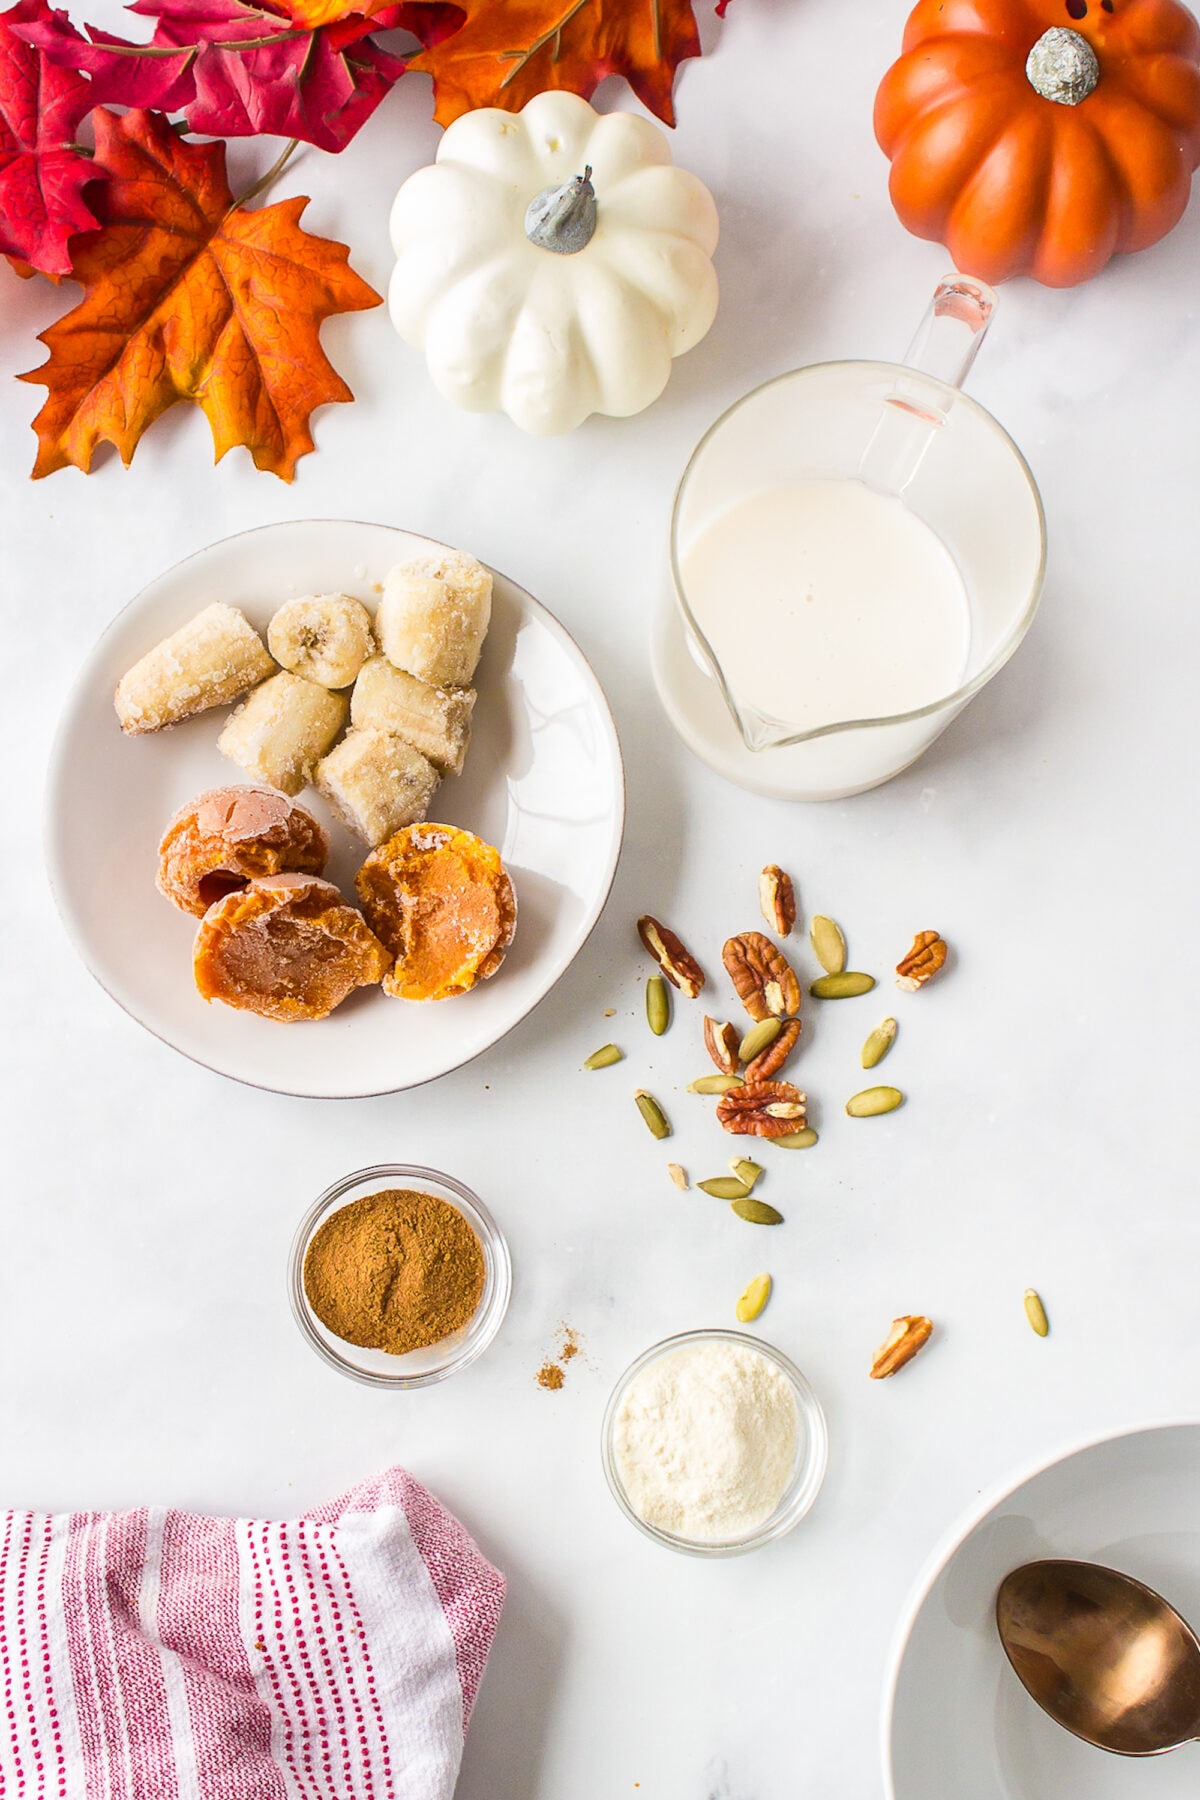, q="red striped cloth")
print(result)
[0,1468,504,1799]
